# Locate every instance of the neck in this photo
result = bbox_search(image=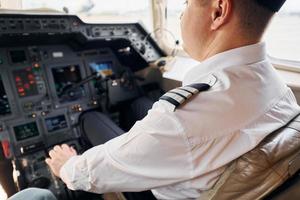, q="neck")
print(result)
[199,29,262,61]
